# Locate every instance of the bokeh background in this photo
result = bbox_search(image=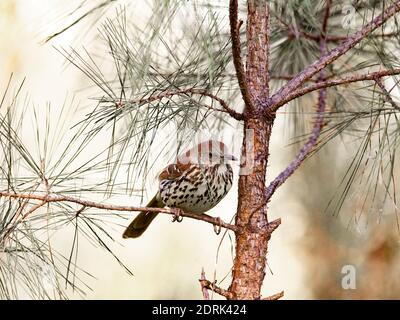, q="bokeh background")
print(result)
[1,0,399,299]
